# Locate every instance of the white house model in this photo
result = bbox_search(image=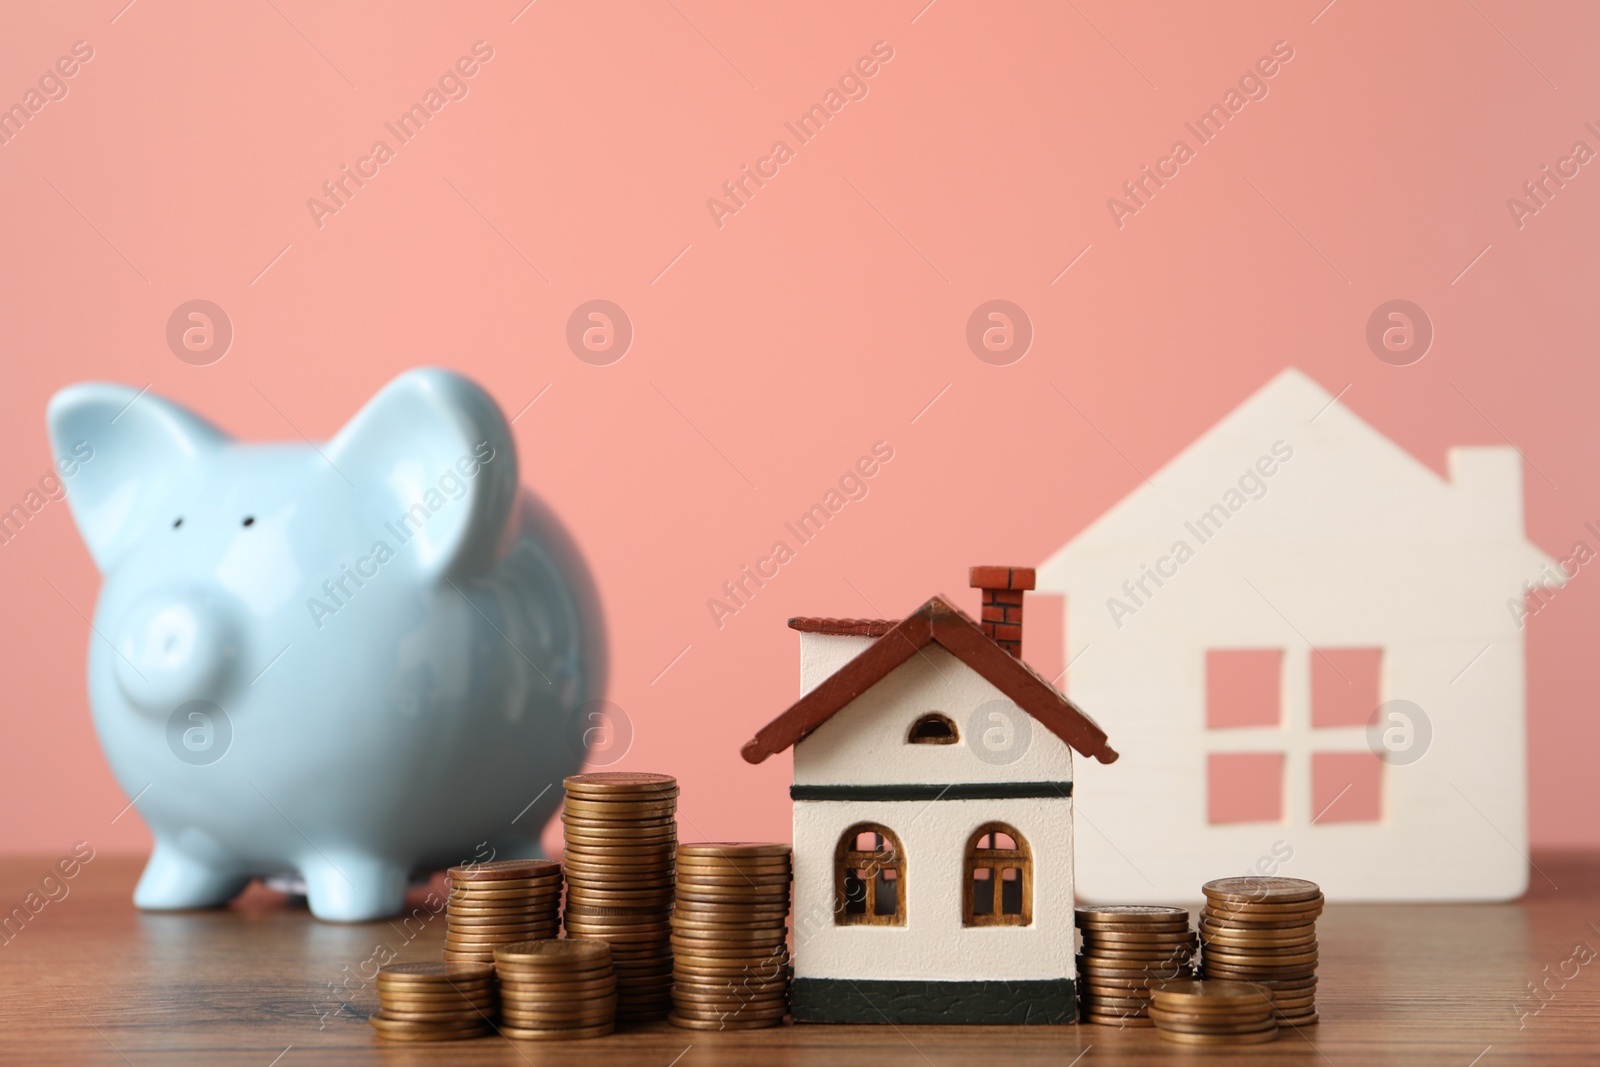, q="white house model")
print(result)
[741,568,1118,1025]
[1037,368,1559,903]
